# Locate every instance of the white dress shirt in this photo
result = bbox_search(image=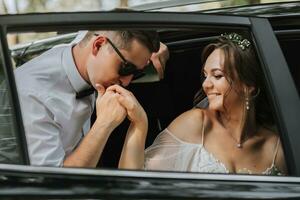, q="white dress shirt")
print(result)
[14,44,95,166]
